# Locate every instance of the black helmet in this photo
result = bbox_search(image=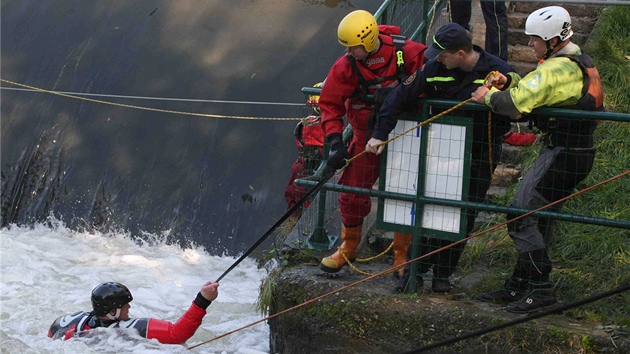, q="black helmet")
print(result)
[91,282,133,315]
